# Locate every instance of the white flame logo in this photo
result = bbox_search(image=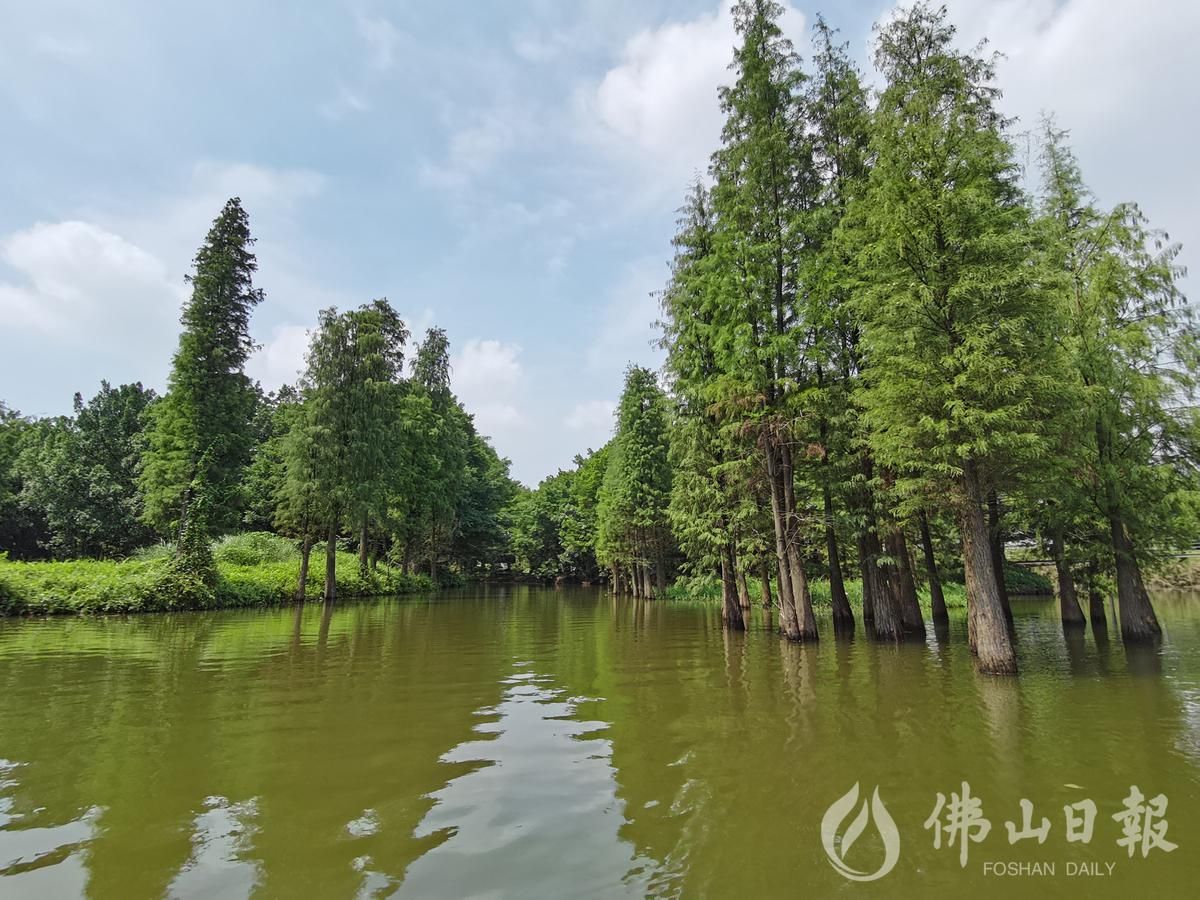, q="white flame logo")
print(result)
[821,783,901,882]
